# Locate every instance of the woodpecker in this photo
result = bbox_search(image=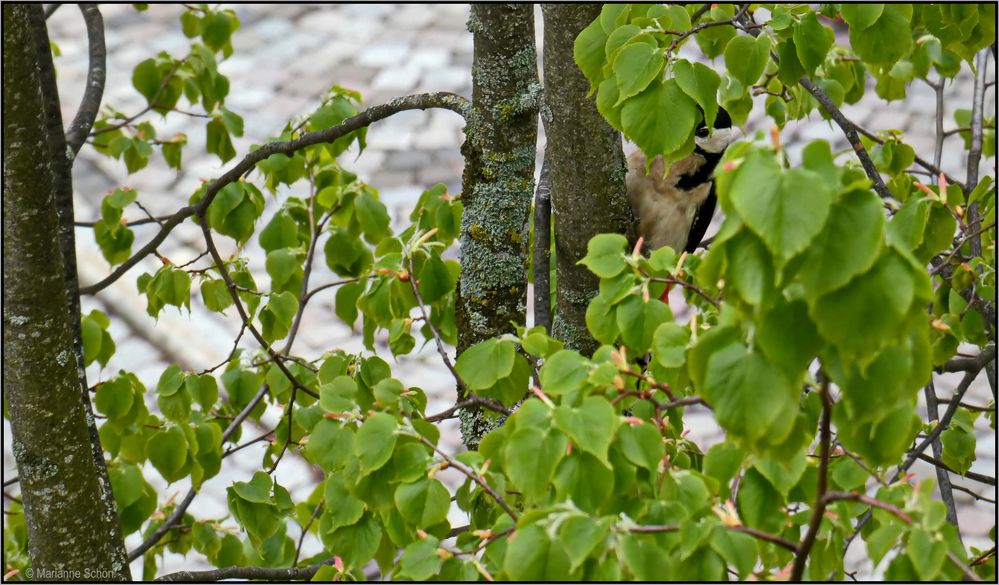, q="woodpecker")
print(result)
[626,107,735,256]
